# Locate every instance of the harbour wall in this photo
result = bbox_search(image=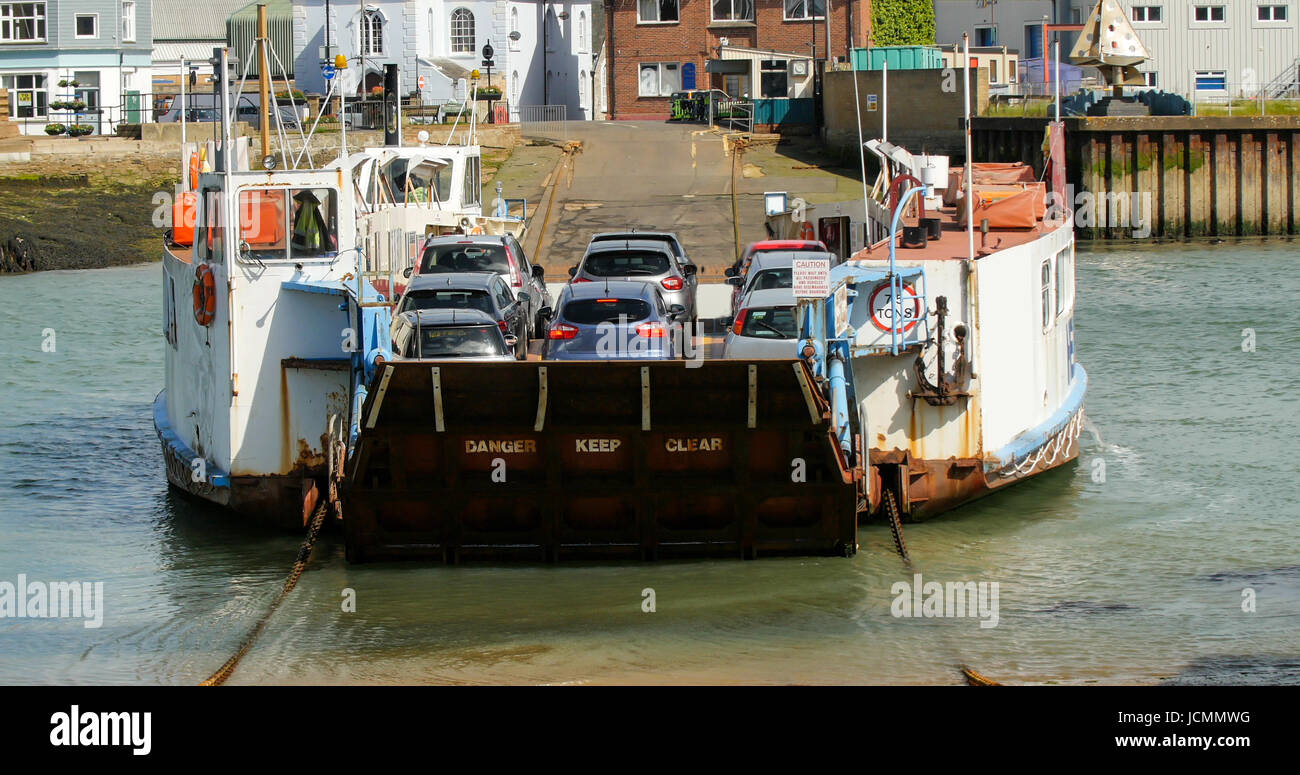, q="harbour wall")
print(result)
[973,116,1300,240]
